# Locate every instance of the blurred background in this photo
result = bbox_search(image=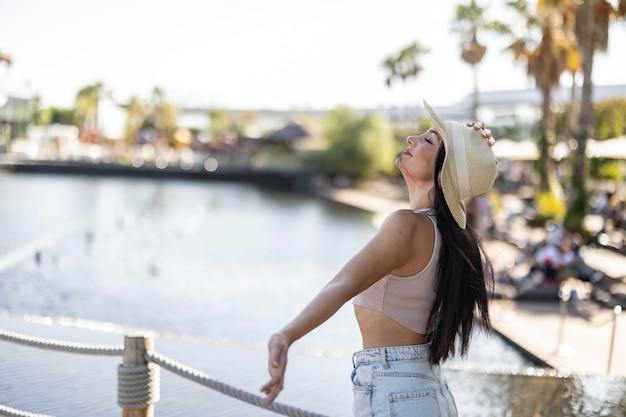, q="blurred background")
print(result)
[1,0,625,235]
[1,1,626,416]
